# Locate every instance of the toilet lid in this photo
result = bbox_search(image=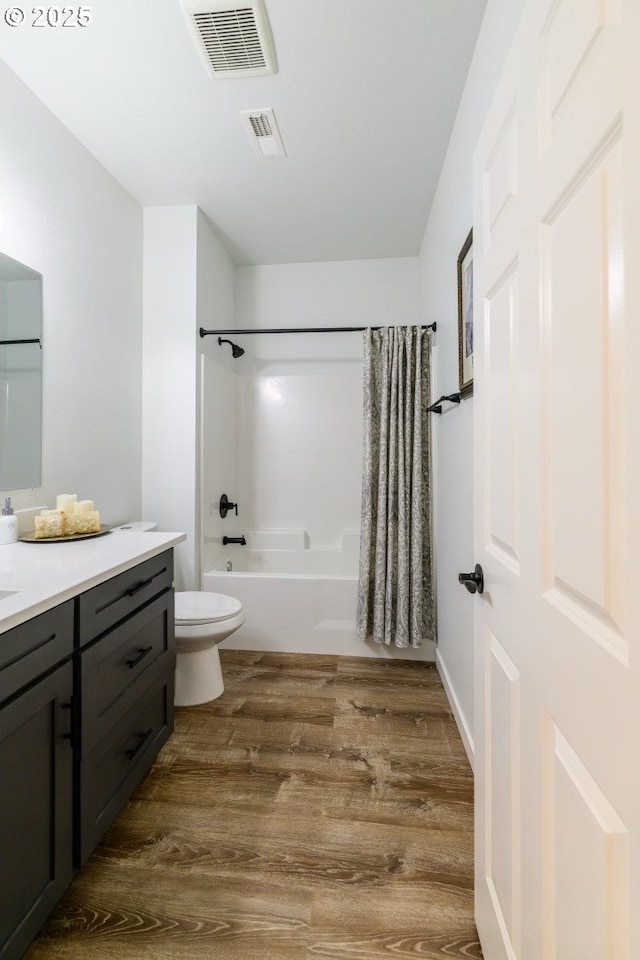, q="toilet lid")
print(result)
[175,591,243,625]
